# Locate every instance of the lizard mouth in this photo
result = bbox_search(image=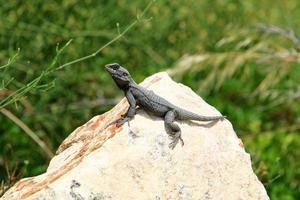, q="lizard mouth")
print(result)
[105,65,113,73]
[105,63,120,73]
